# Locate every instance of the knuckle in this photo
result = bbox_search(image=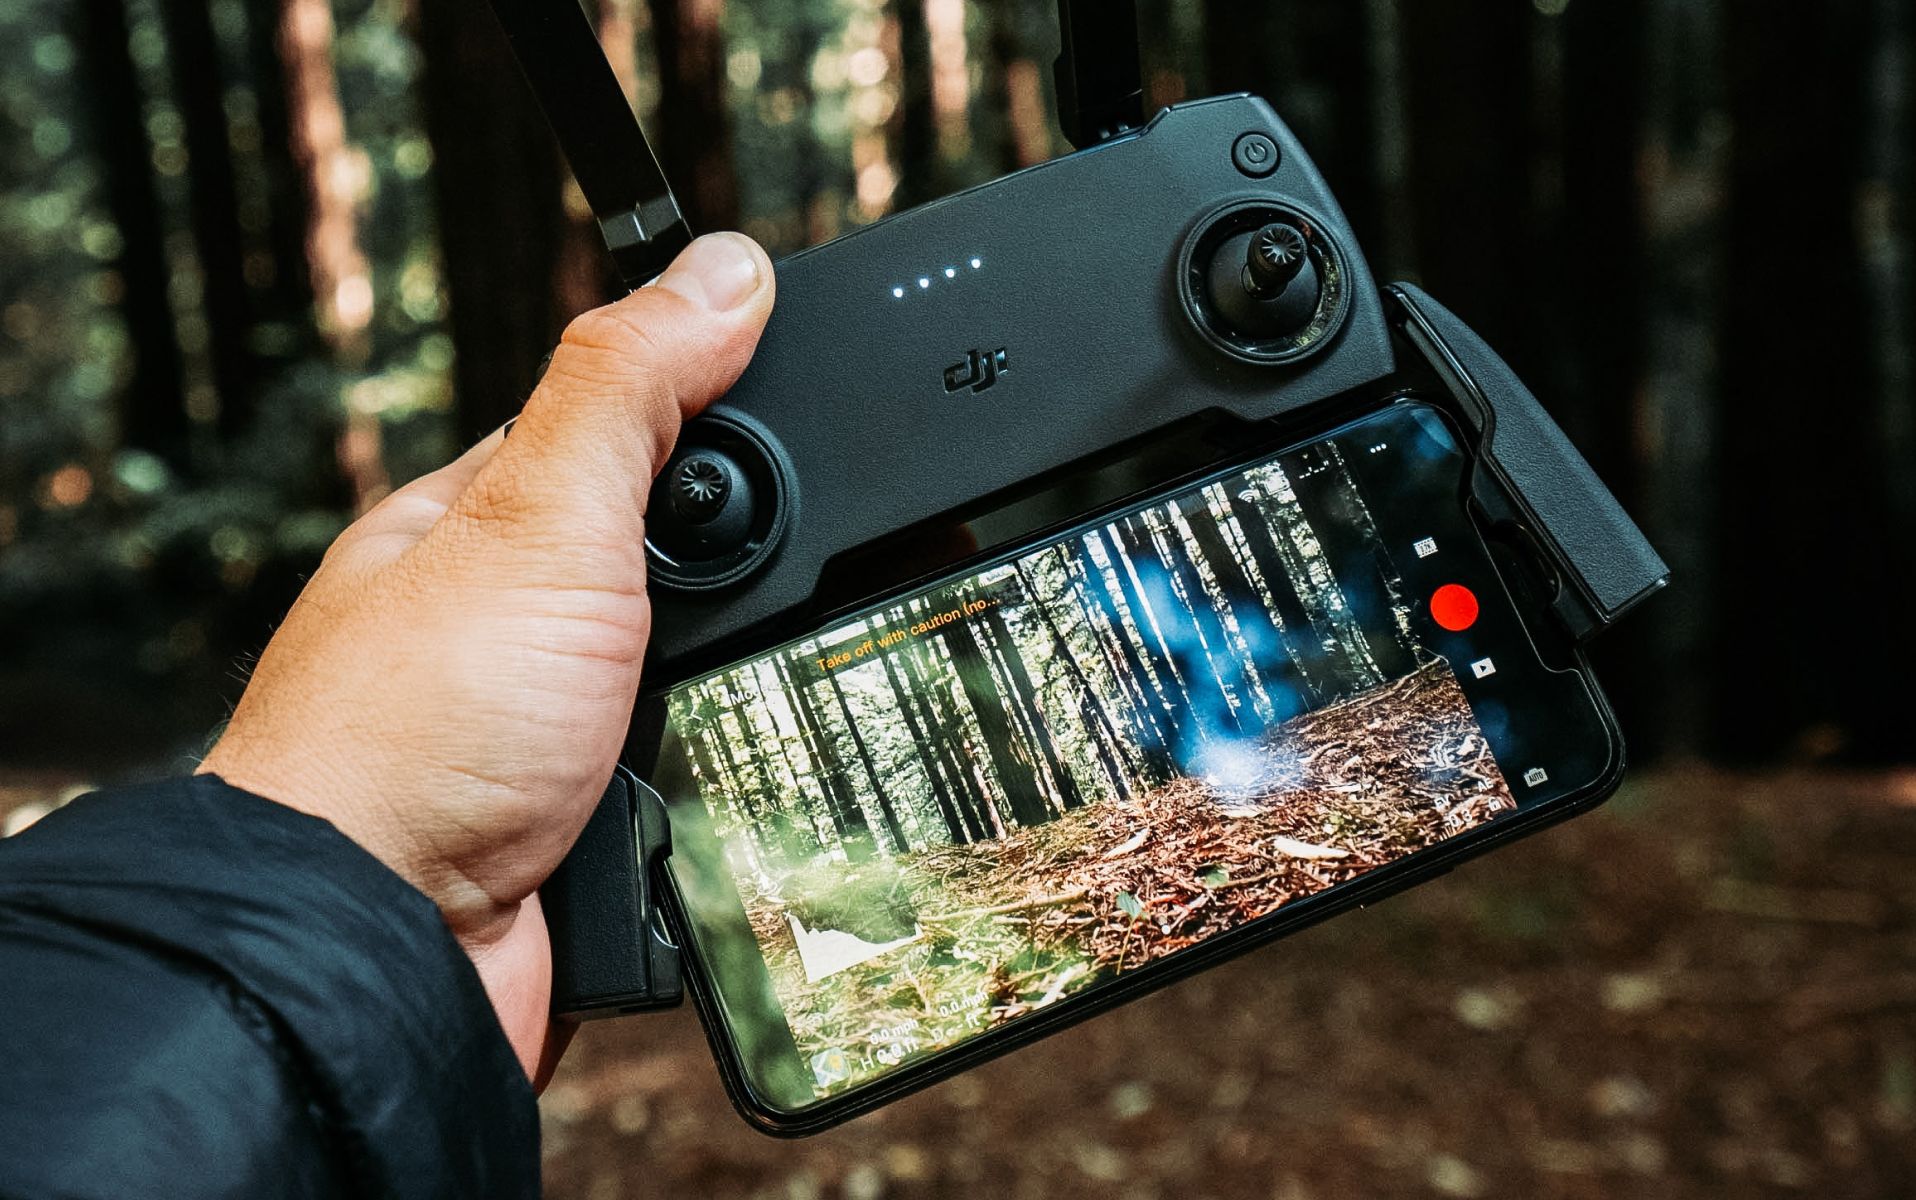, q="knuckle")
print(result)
[559,301,675,377]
